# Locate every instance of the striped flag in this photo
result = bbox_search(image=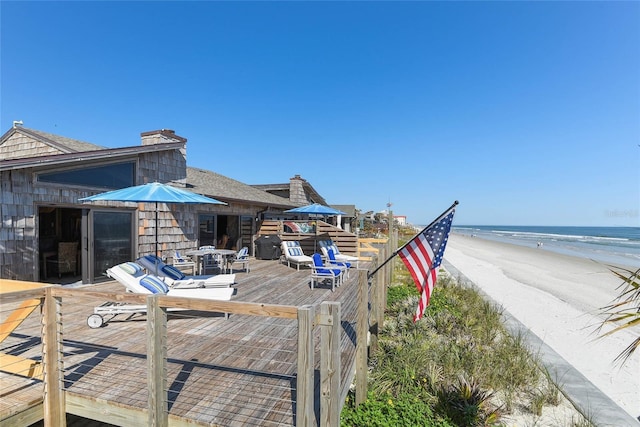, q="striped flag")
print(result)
[399,208,455,322]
